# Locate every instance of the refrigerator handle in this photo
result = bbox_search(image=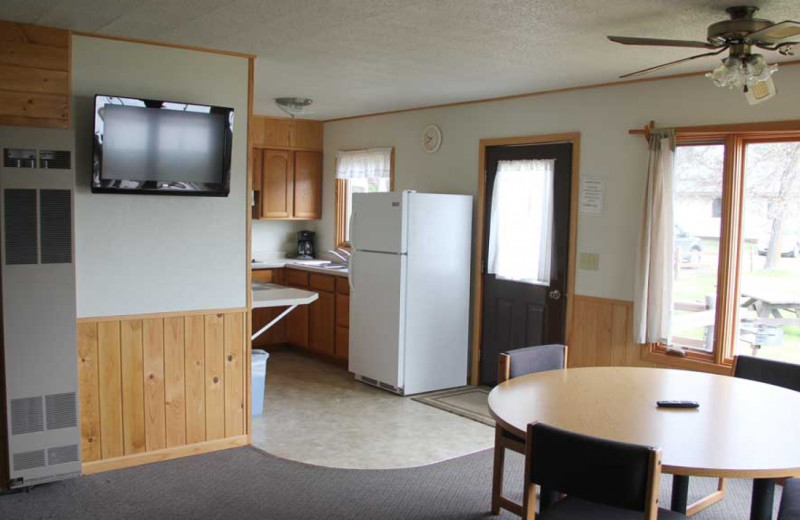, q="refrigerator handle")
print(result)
[349,210,357,248]
[348,250,355,294]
